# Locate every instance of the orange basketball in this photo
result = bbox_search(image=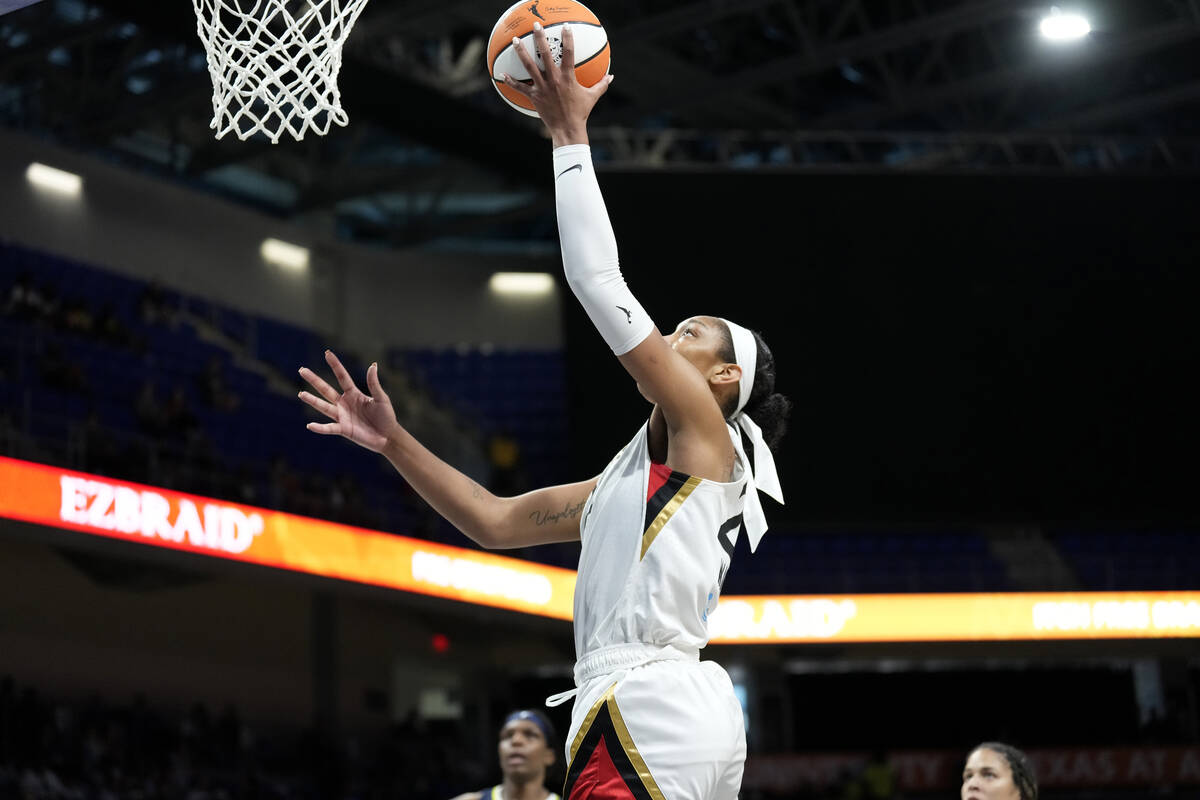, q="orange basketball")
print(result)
[487,0,610,118]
